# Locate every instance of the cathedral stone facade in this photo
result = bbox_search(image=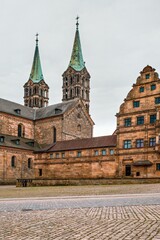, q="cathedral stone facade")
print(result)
[1,20,160,185]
